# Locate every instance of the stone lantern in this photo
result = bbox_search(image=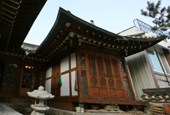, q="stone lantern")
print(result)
[27,86,55,115]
